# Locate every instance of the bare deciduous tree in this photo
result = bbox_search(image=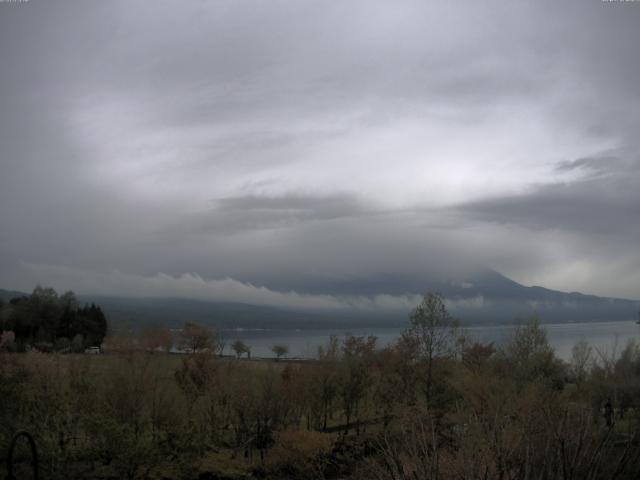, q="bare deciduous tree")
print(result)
[402,292,458,404]
[271,344,289,360]
[231,339,251,359]
[179,321,215,353]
